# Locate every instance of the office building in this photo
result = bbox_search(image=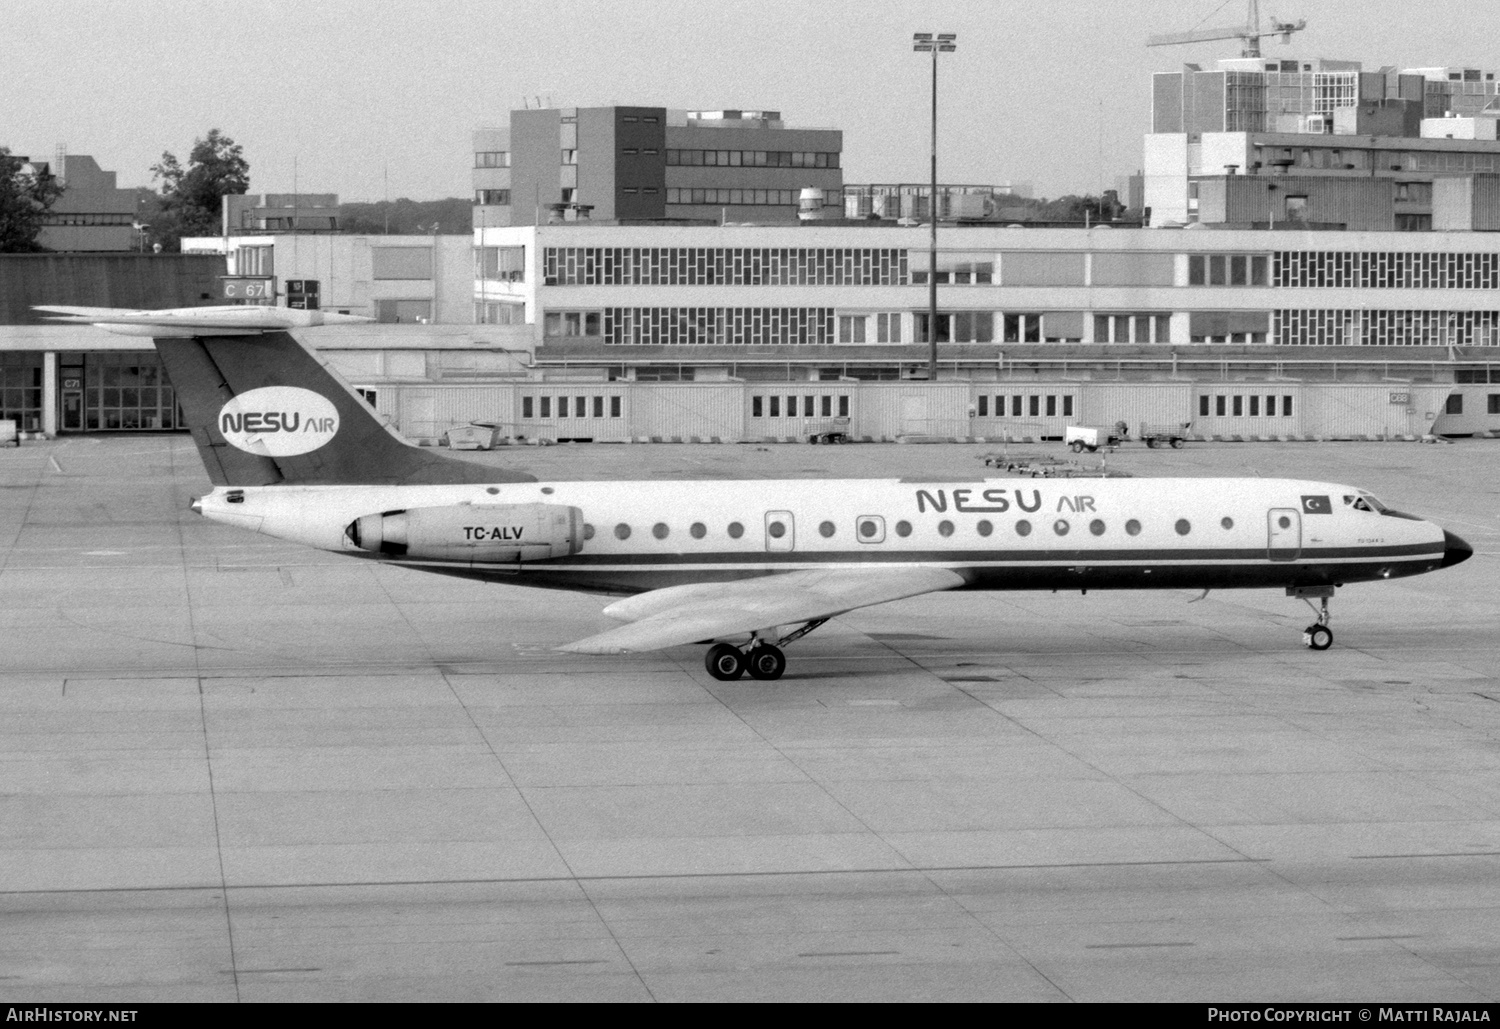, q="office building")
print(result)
[1147,58,1500,226]
[842,183,1033,222]
[470,219,1500,439]
[223,193,342,234]
[472,107,843,228]
[182,233,475,324]
[3,152,138,251]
